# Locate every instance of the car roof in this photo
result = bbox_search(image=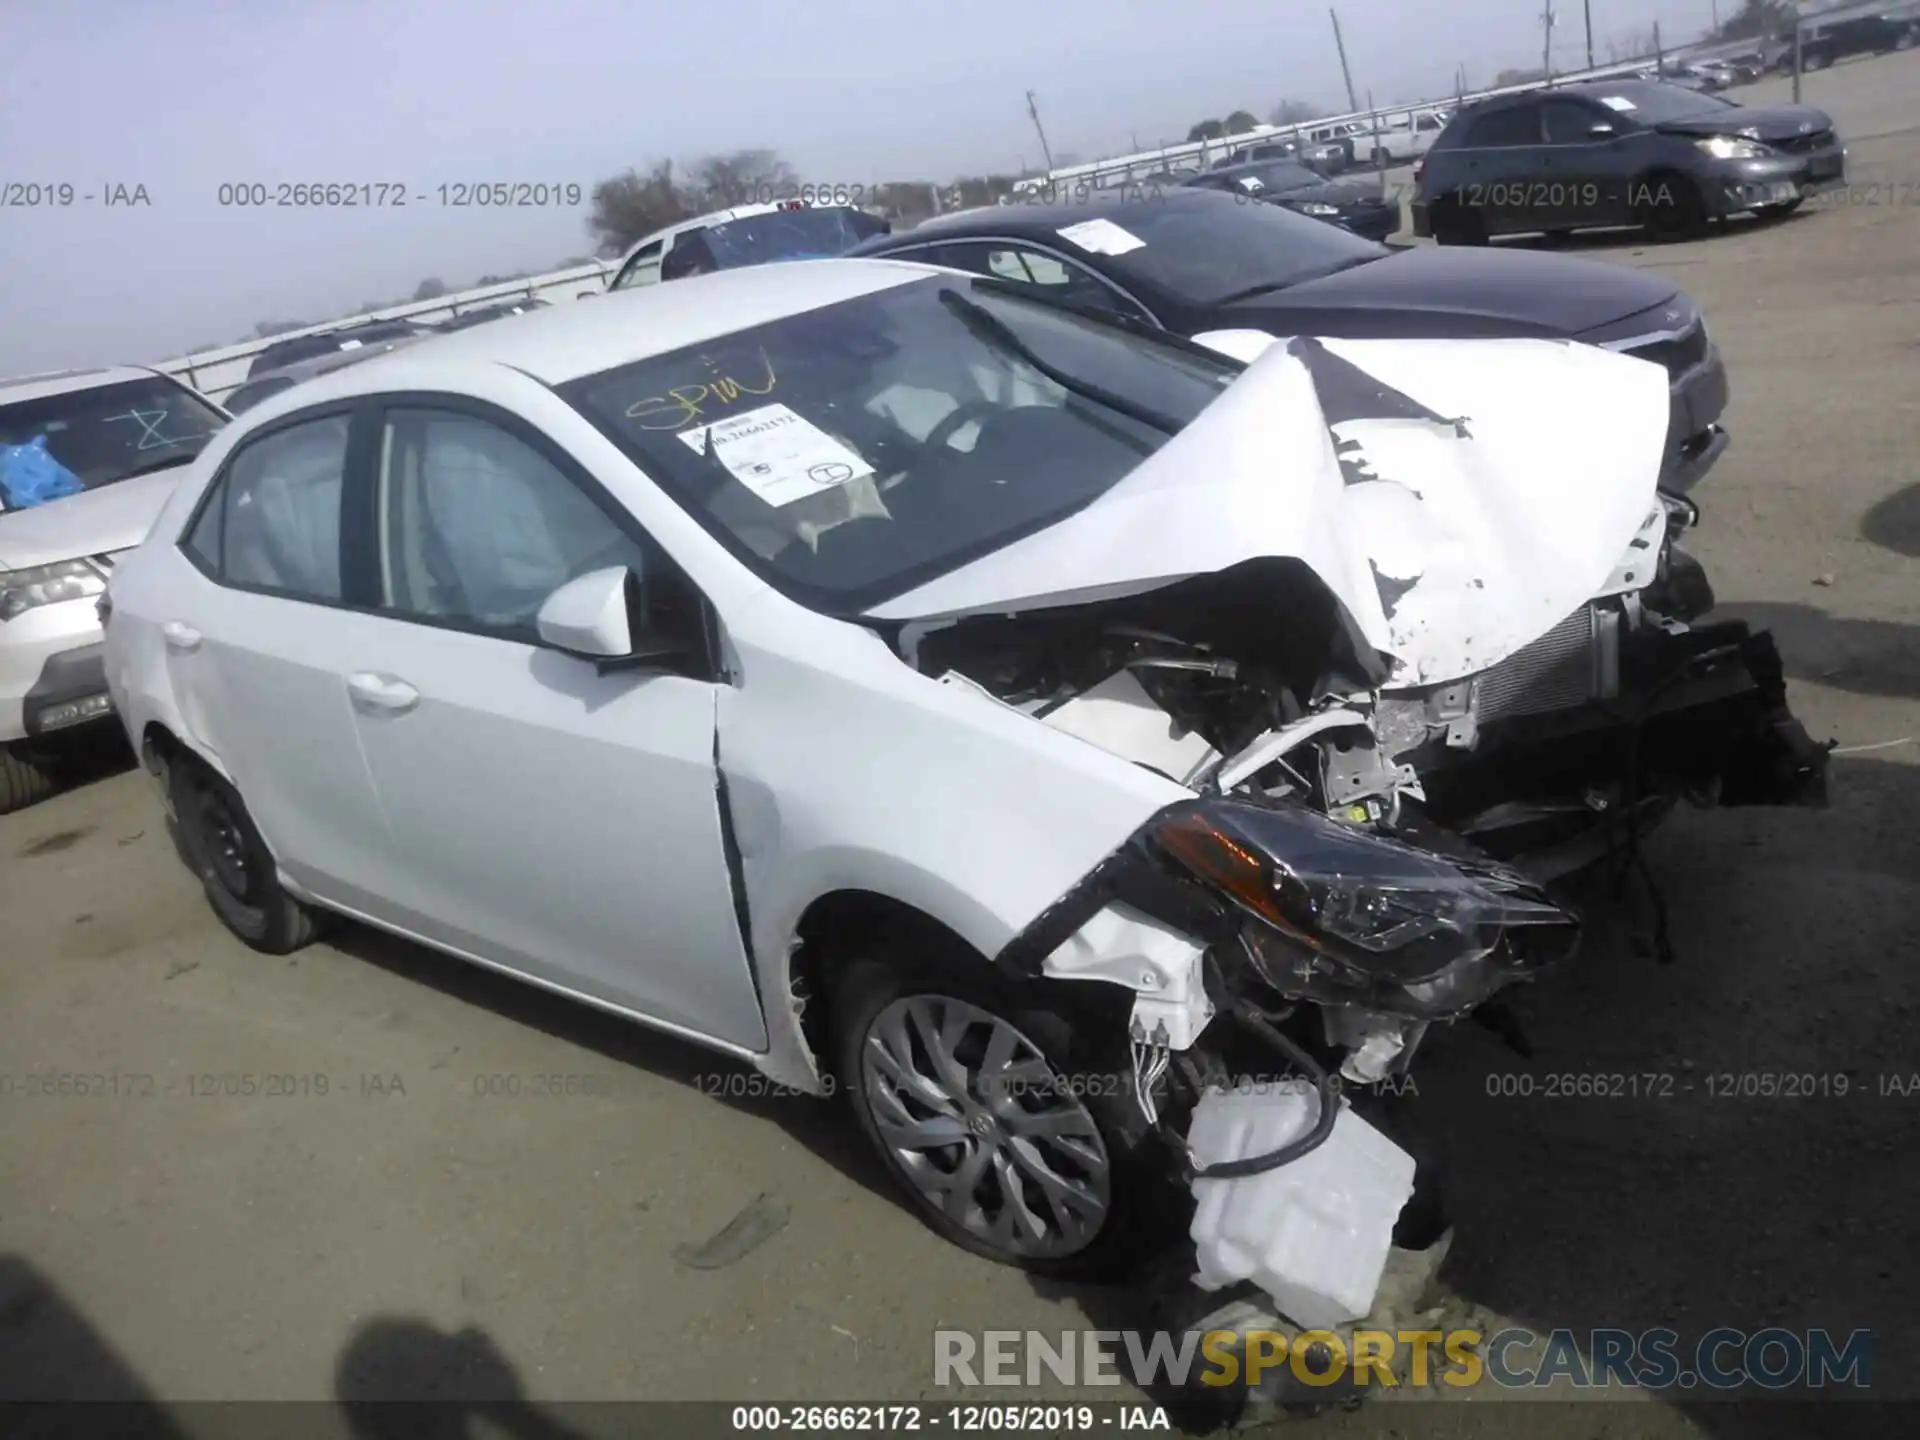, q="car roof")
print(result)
[0,365,169,405]
[857,186,1227,247]
[225,258,937,417]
